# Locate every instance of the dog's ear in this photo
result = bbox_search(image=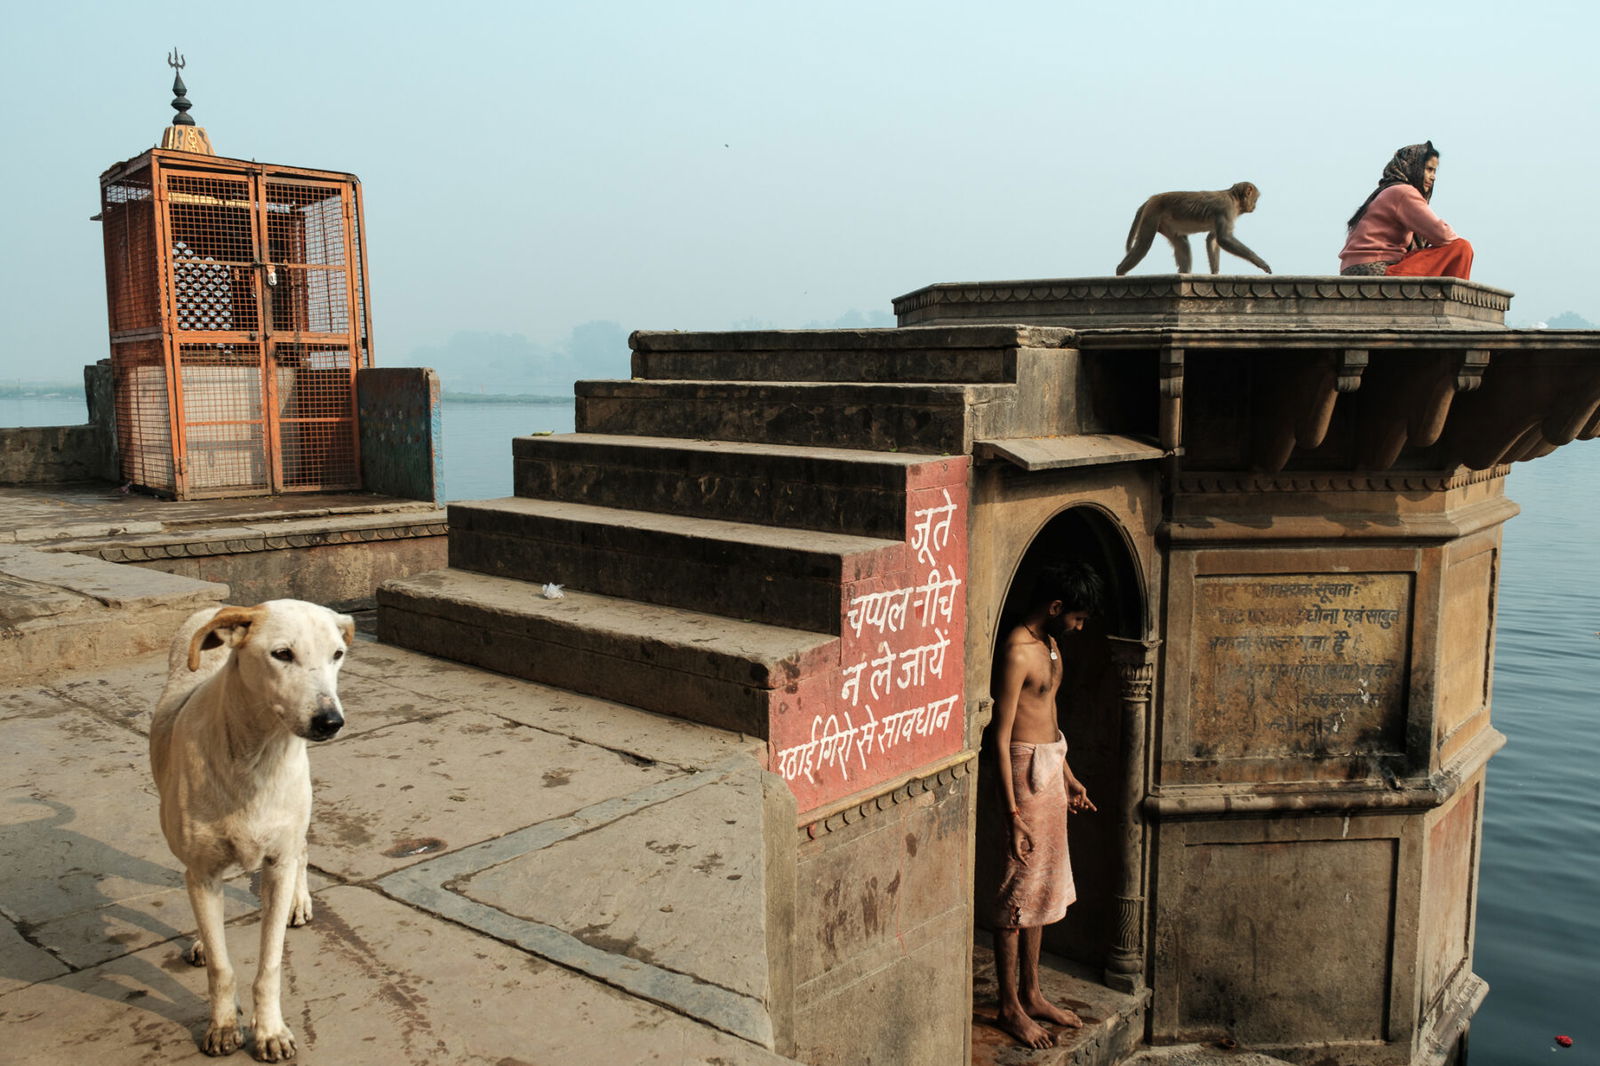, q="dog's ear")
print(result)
[335,613,356,649]
[187,605,268,671]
